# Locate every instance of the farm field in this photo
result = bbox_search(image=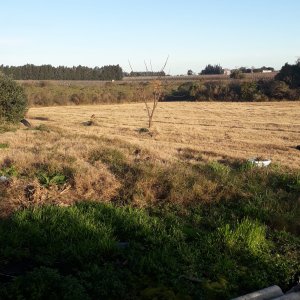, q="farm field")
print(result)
[0,101,299,299]
[27,101,300,169]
